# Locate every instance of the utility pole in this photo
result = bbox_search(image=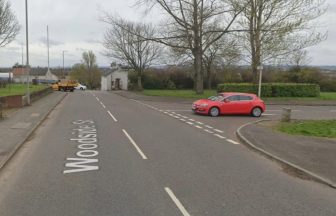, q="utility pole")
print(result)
[47,25,50,72]
[62,50,65,79]
[25,0,30,105]
[257,65,263,97]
